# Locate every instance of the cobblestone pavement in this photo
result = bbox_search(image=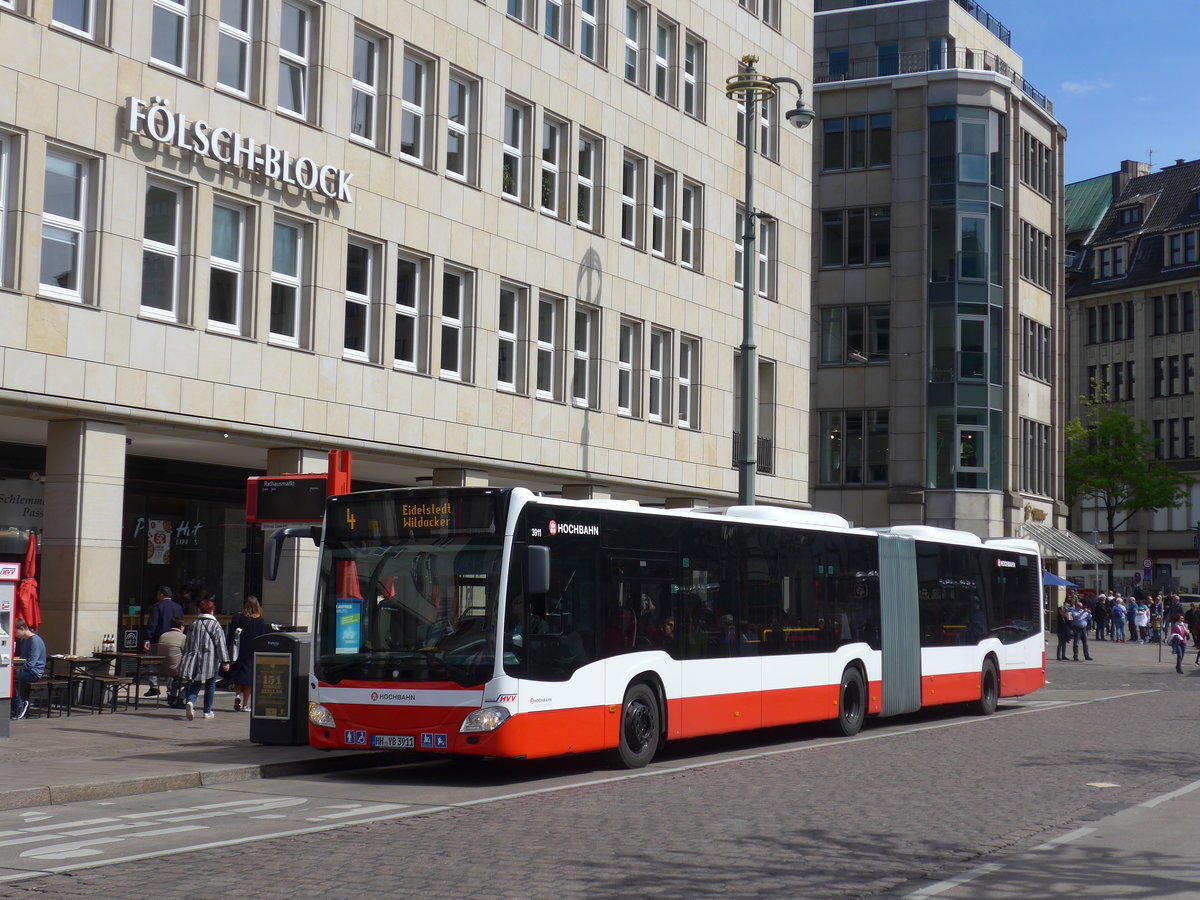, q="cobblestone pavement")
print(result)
[4,643,1197,899]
